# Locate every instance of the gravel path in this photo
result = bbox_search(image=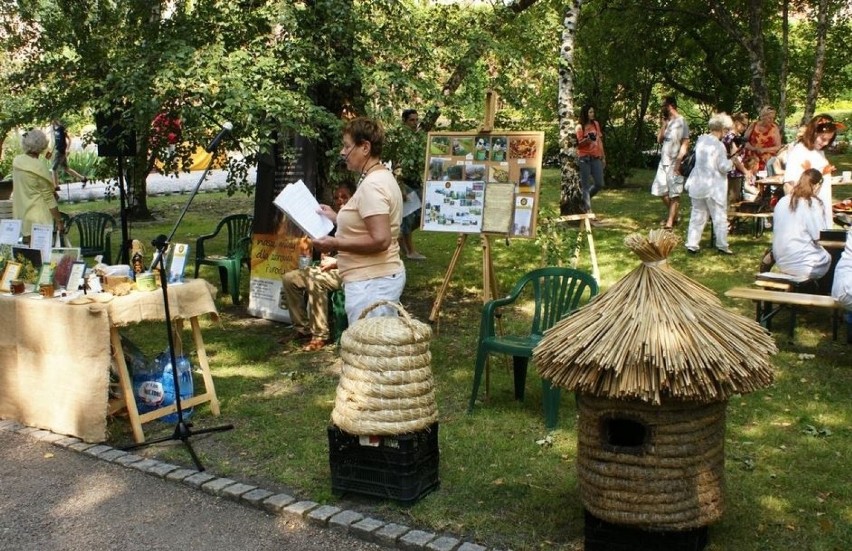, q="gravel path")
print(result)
[0,429,385,551]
